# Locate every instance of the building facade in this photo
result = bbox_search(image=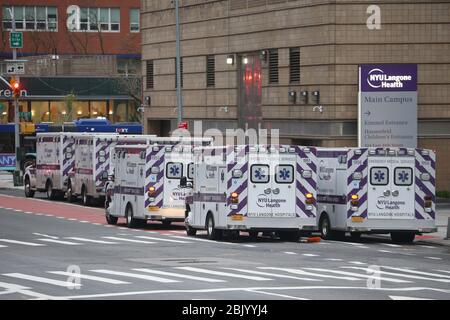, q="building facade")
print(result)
[141,0,450,190]
[0,0,141,127]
